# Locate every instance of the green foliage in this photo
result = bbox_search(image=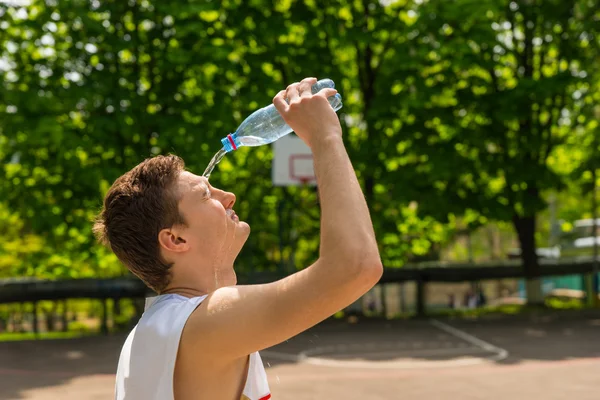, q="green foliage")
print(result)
[0,0,598,281]
[429,299,587,318]
[380,0,598,220]
[0,331,87,342]
[67,321,92,334]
